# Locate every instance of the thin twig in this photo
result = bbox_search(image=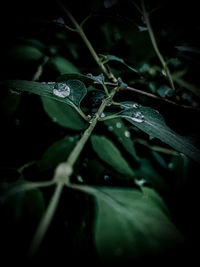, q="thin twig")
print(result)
[56,0,117,83]
[141,0,175,91]
[94,81,200,111]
